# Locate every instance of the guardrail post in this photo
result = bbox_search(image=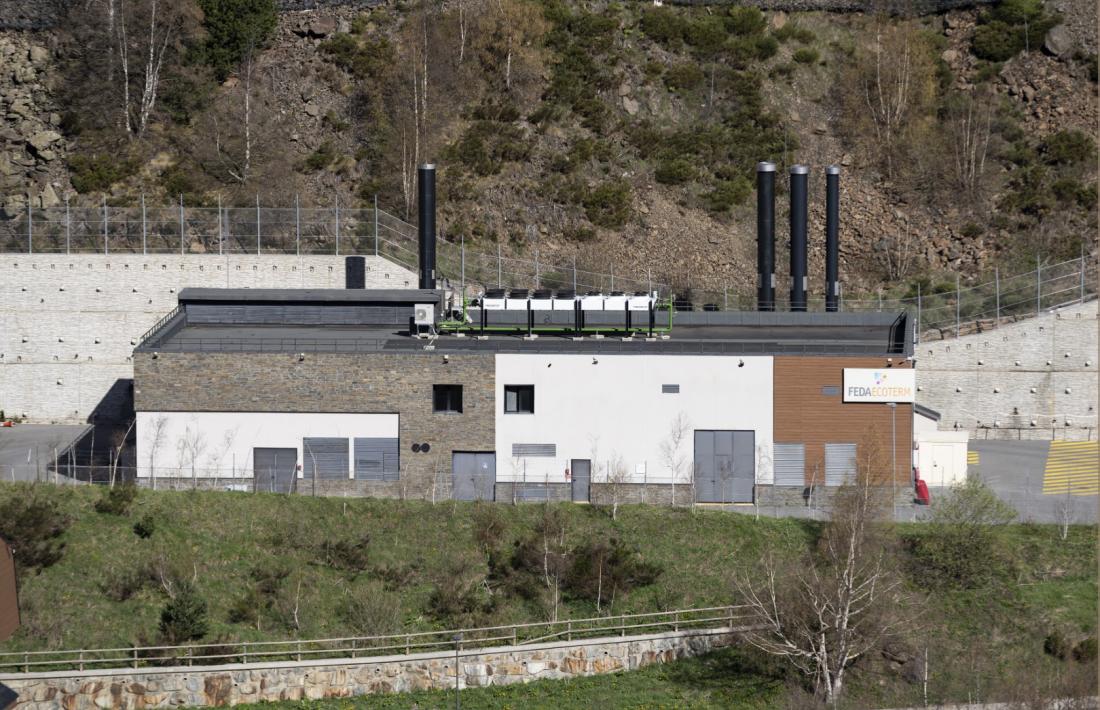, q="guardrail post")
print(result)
[133,647,139,669]
[566,620,572,641]
[78,650,84,671]
[242,642,248,665]
[620,616,625,637]
[674,611,679,632]
[405,635,410,655]
[296,641,302,662]
[24,652,29,673]
[511,626,517,645]
[187,645,193,667]
[727,606,734,627]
